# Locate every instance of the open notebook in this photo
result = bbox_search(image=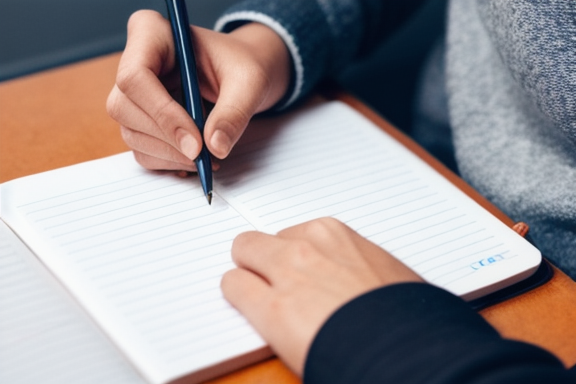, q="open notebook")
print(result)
[0,100,542,384]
